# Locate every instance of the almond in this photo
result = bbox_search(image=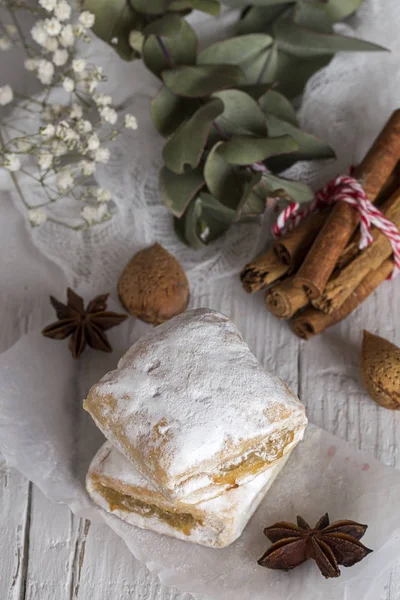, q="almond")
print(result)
[360,330,400,410]
[117,243,189,325]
